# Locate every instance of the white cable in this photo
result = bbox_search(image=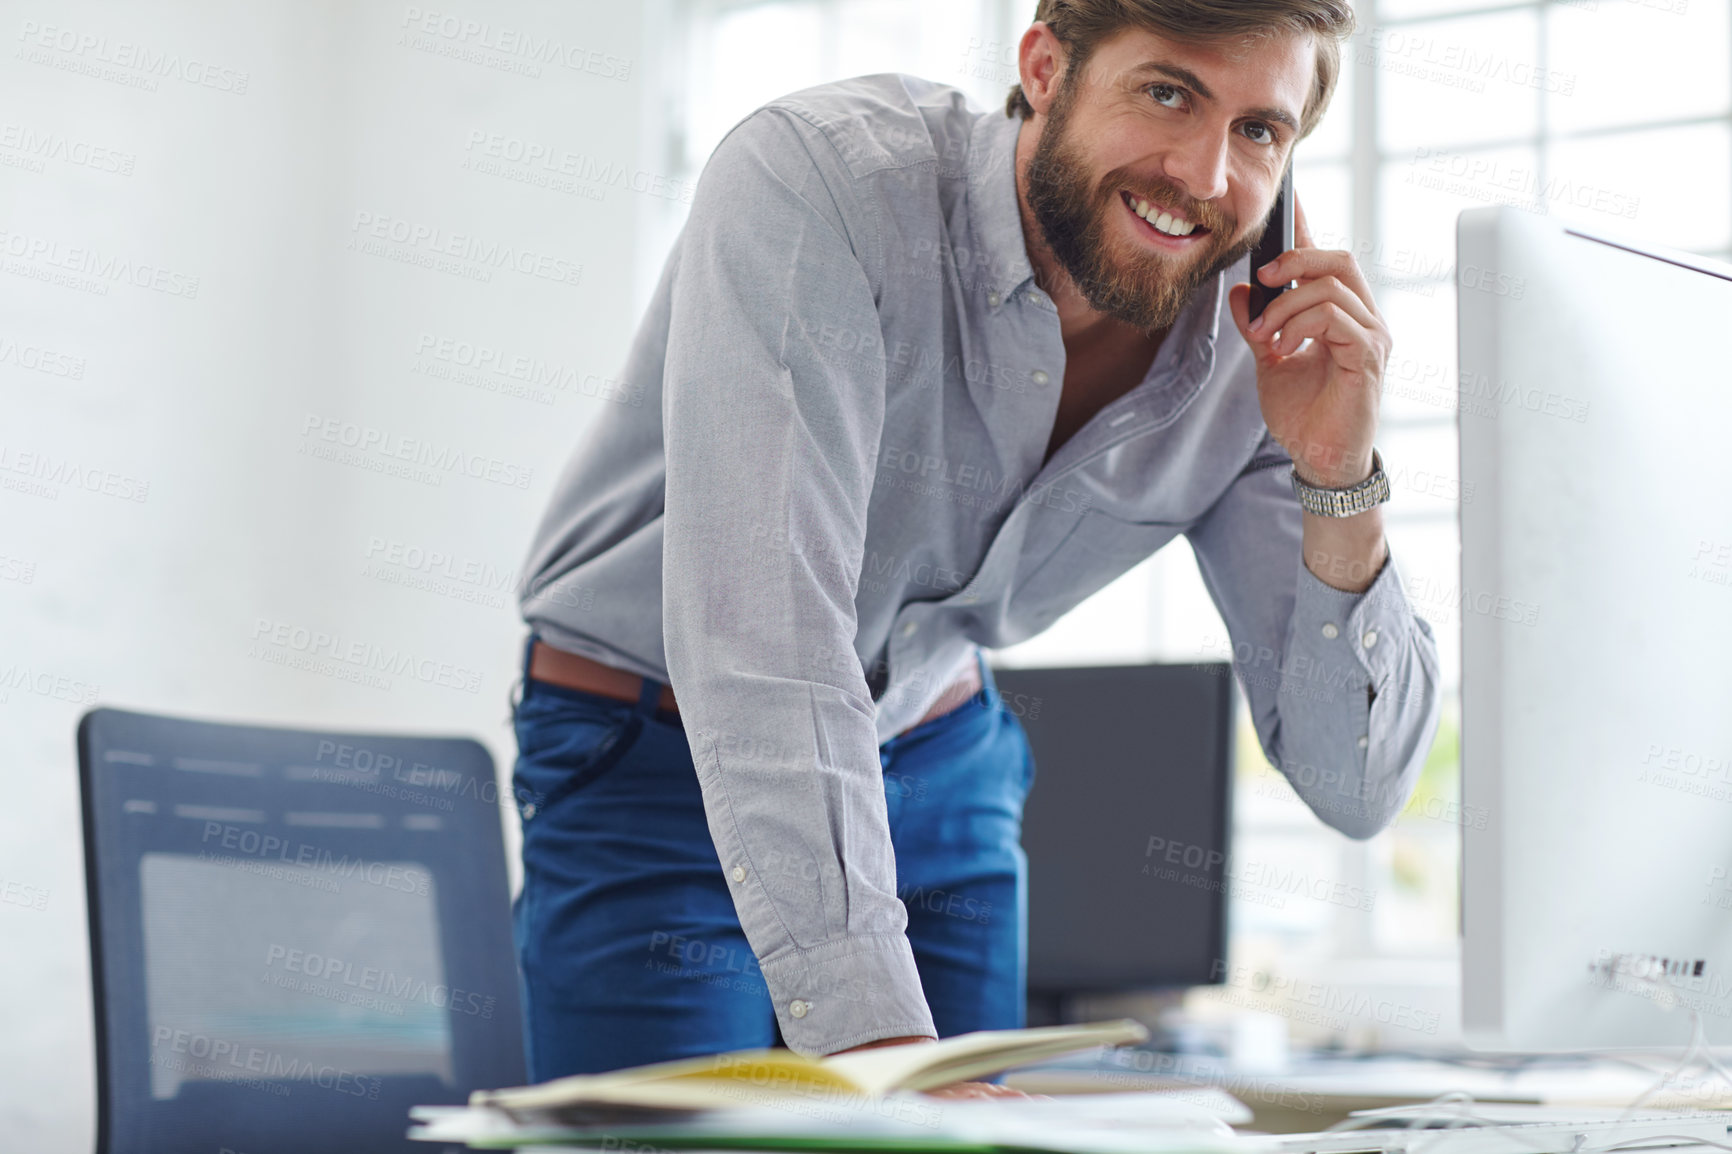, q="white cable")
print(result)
[1300,971,1732,1154]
